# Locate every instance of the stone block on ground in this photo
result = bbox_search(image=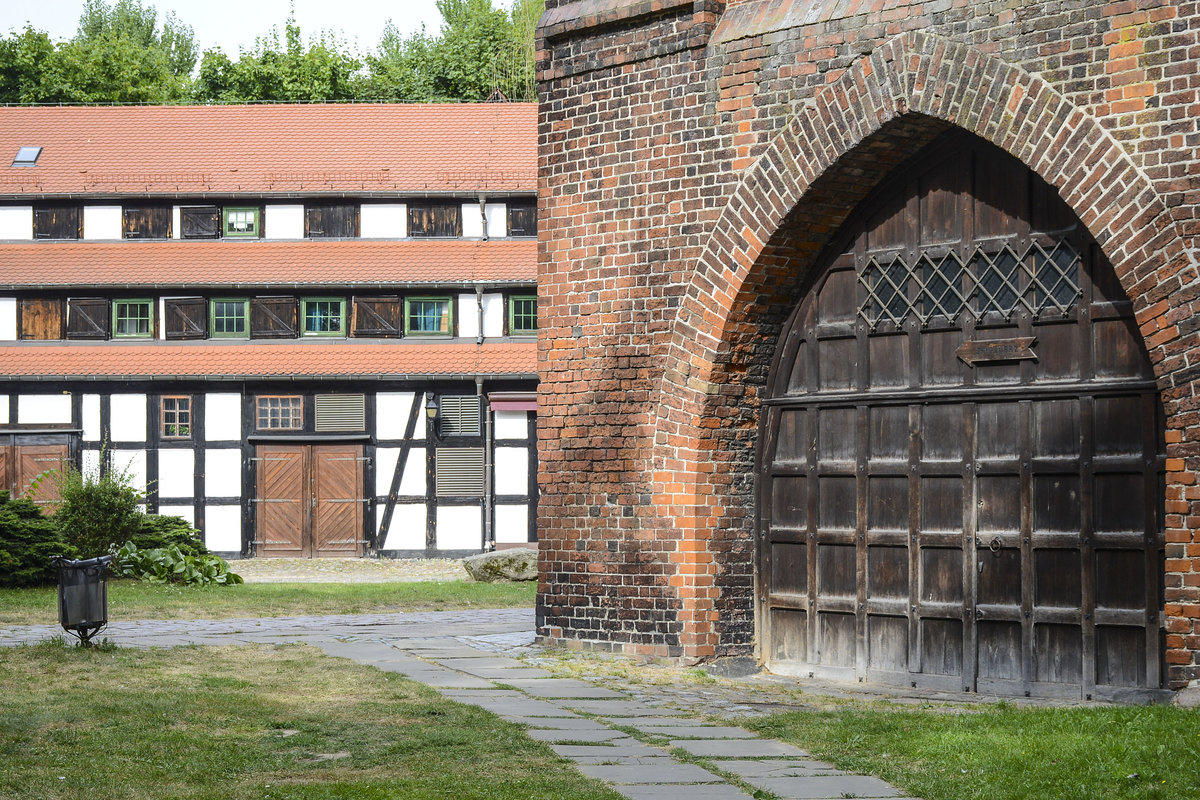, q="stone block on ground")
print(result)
[462,548,538,582]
